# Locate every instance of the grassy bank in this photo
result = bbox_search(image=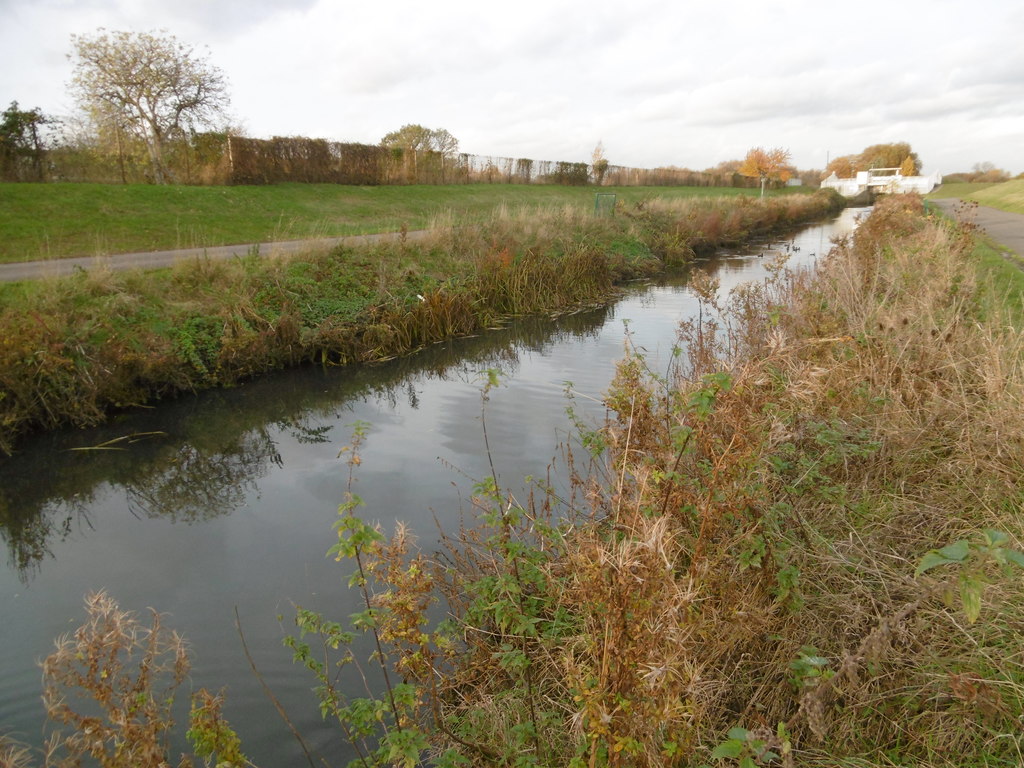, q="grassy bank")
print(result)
[0,182,817,264]
[974,236,1024,324]
[297,193,1020,767]
[0,191,842,456]
[970,179,1024,215]
[929,179,1024,215]
[927,181,1001,200]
